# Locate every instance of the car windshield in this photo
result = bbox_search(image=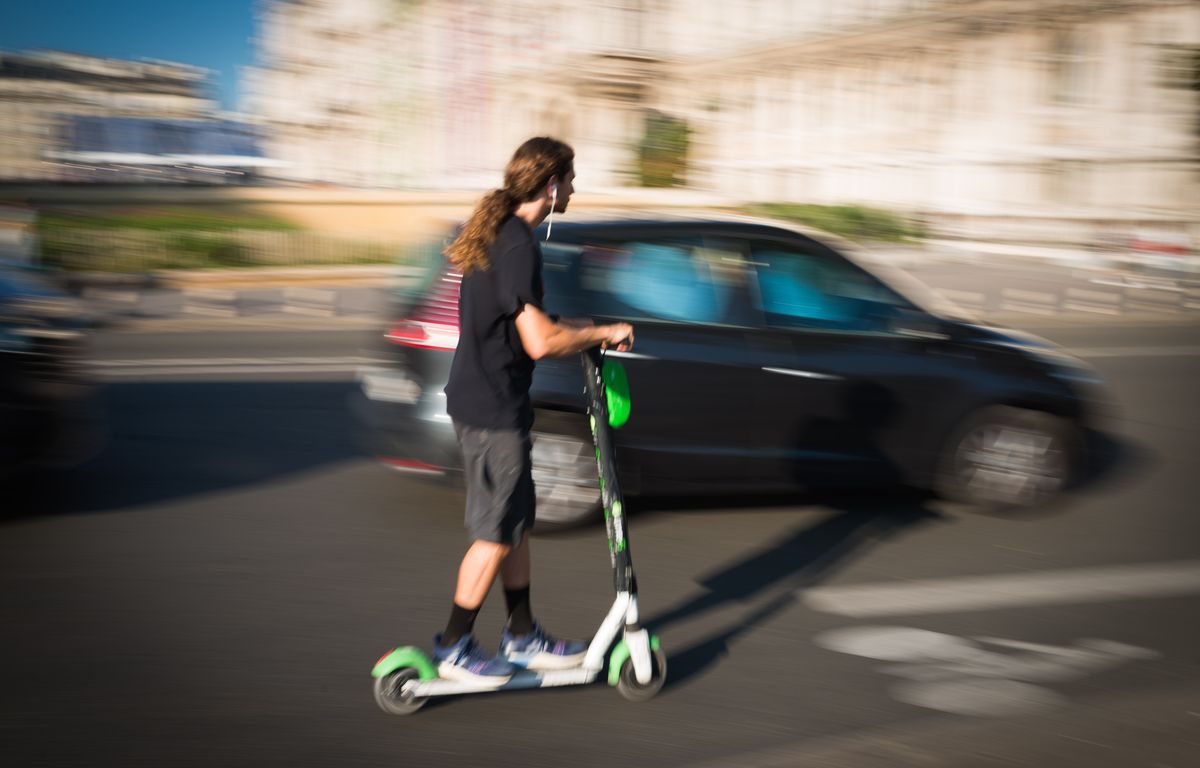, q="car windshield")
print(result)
[835,243,978,322]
